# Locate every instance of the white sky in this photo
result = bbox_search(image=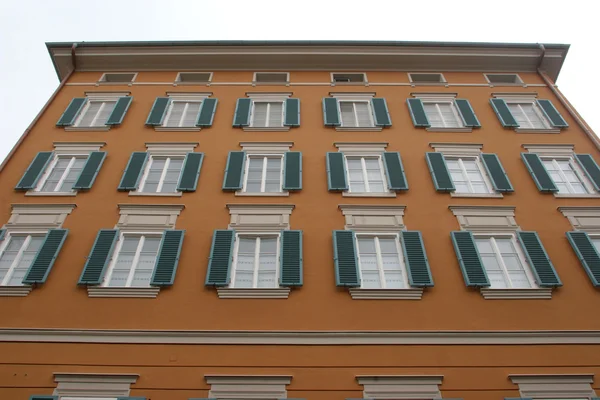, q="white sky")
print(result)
[0,0,598,163]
